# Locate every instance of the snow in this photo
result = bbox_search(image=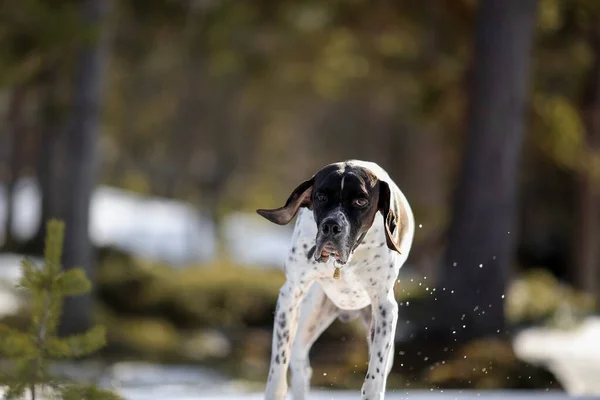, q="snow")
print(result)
[514,317,600,396]
[0,358,586,399]
[0,178,290,267]
[223,212,293,267]
[0,387,583,400]
[90,186,216,265]
[186,391,585,400]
